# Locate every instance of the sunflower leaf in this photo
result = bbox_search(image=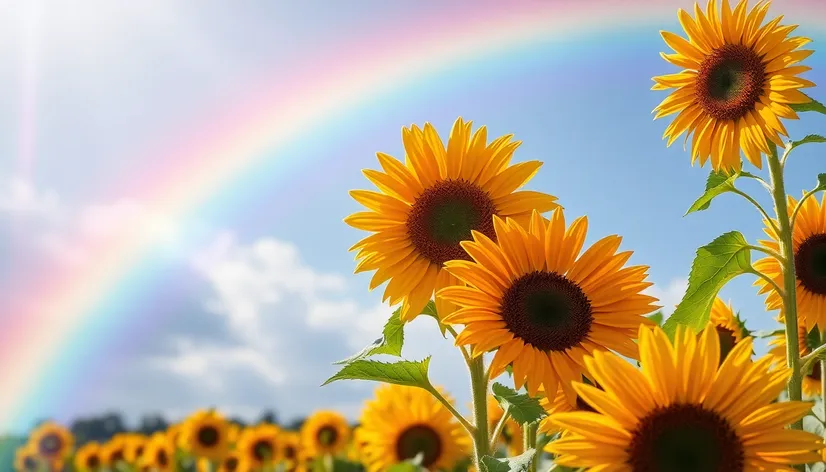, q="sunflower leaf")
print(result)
[491,383,547,424]
[387,454,427,472]
[333,308,405,364]
[662,232,753,338]
[790,94,826,115]
[817,173,826,193]
[322,357,432,389]
[685,170,744,215]
[480,448,536,472]
[788,134,826,153]
[646,311,664,326]
[422,300,449,338]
